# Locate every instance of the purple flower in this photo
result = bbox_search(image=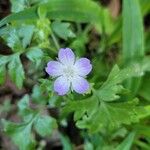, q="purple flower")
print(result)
[45,48,92,95]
